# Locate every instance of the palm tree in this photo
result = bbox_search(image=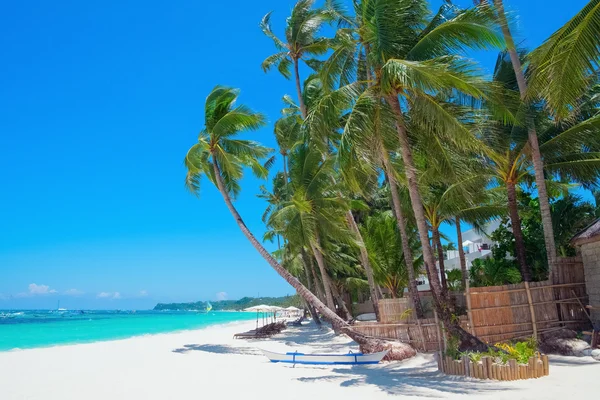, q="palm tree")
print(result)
[321,0,504,349]
[260,0,330,117]
[361,211,423,300]
[473,0,559,277]
[184,85,375,342]
[269,145,353,312]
